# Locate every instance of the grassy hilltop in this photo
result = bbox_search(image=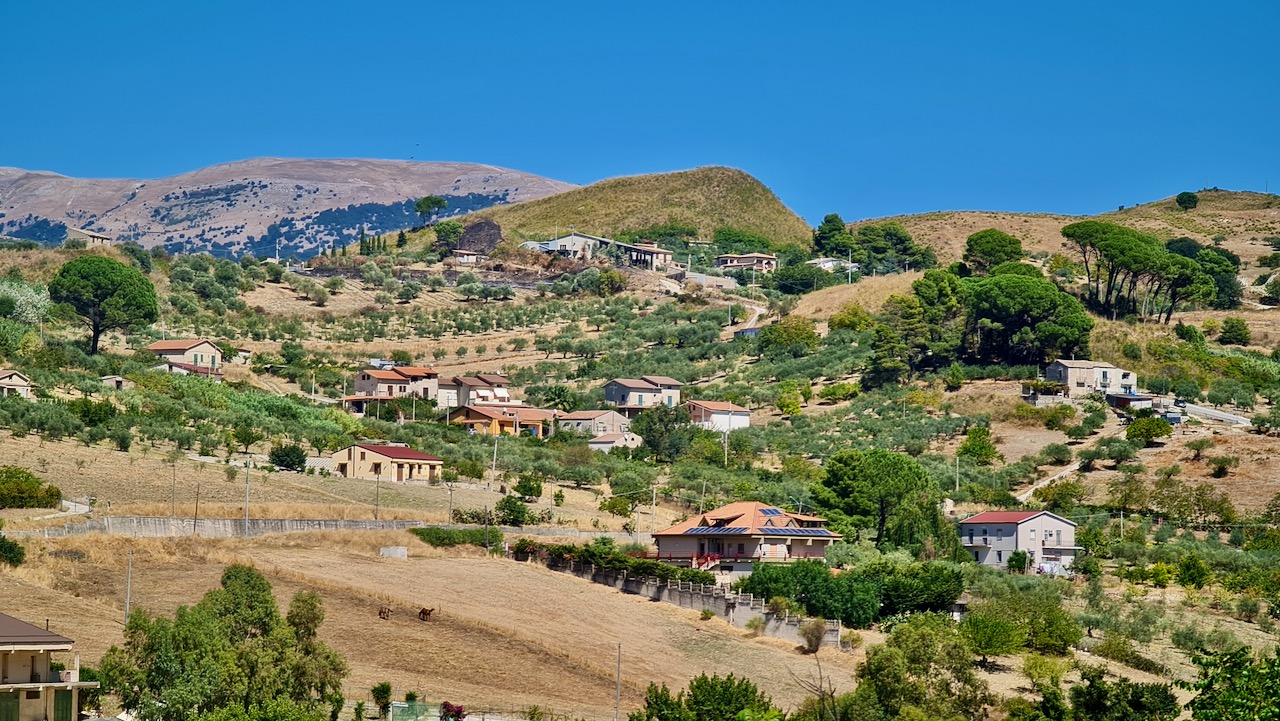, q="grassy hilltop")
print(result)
[468,166,814,247]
